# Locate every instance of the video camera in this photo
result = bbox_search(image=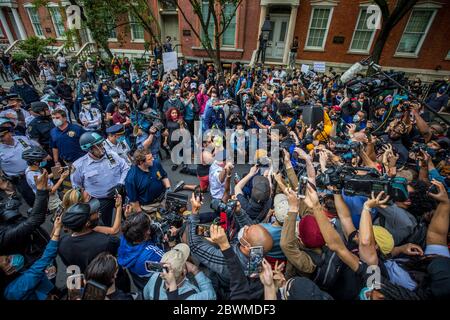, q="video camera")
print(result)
[315,166,408,201]
[347,71,406,96]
